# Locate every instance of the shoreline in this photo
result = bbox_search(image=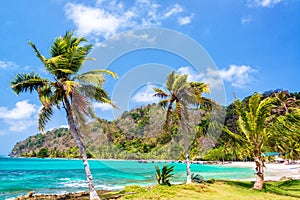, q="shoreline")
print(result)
[225,161,300,181]
[8,159,300,199]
